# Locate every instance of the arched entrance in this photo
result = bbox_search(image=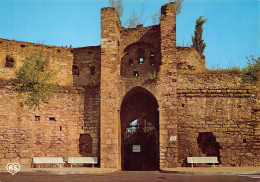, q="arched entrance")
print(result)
[120,87,159,170]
